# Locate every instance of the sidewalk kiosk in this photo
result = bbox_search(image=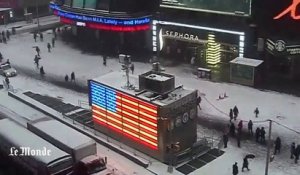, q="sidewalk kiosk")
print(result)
[230,57,263,86]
